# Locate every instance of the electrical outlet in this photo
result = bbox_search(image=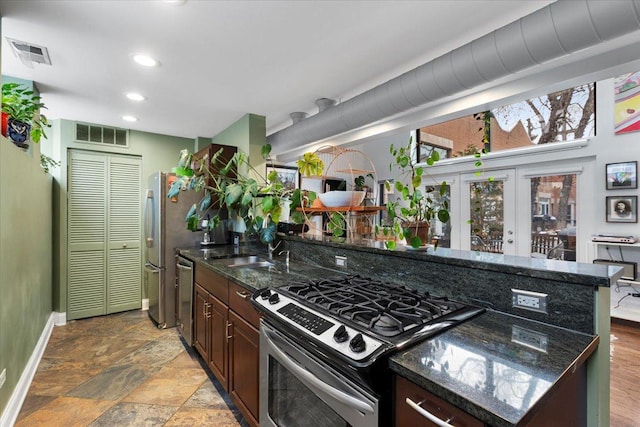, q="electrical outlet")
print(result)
[0,368,6,389]
[512,325,548,353]
[512,289,548,314]
[335,255,347,267]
